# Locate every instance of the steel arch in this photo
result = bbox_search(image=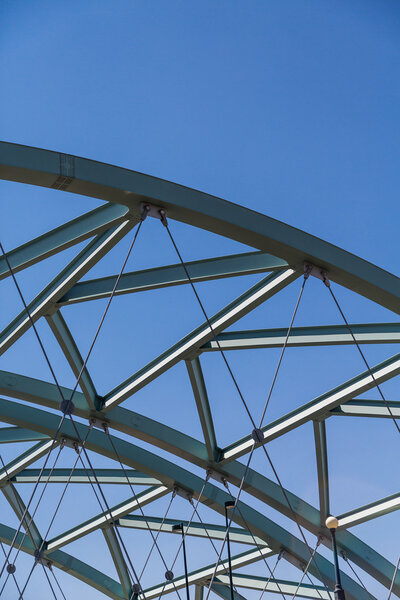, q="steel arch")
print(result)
[0,141,399,599]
